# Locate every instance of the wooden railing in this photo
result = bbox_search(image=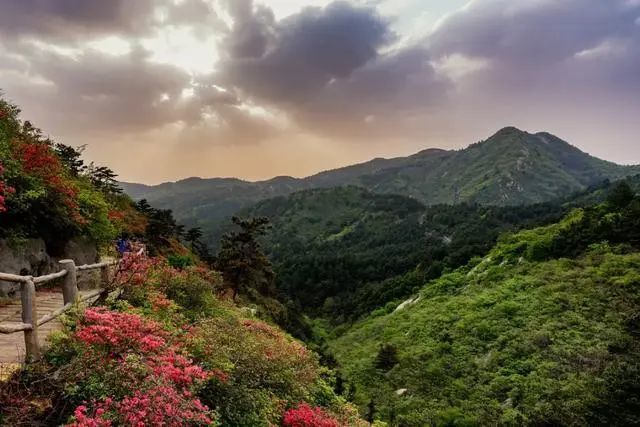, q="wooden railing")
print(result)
[0,259,116,362]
